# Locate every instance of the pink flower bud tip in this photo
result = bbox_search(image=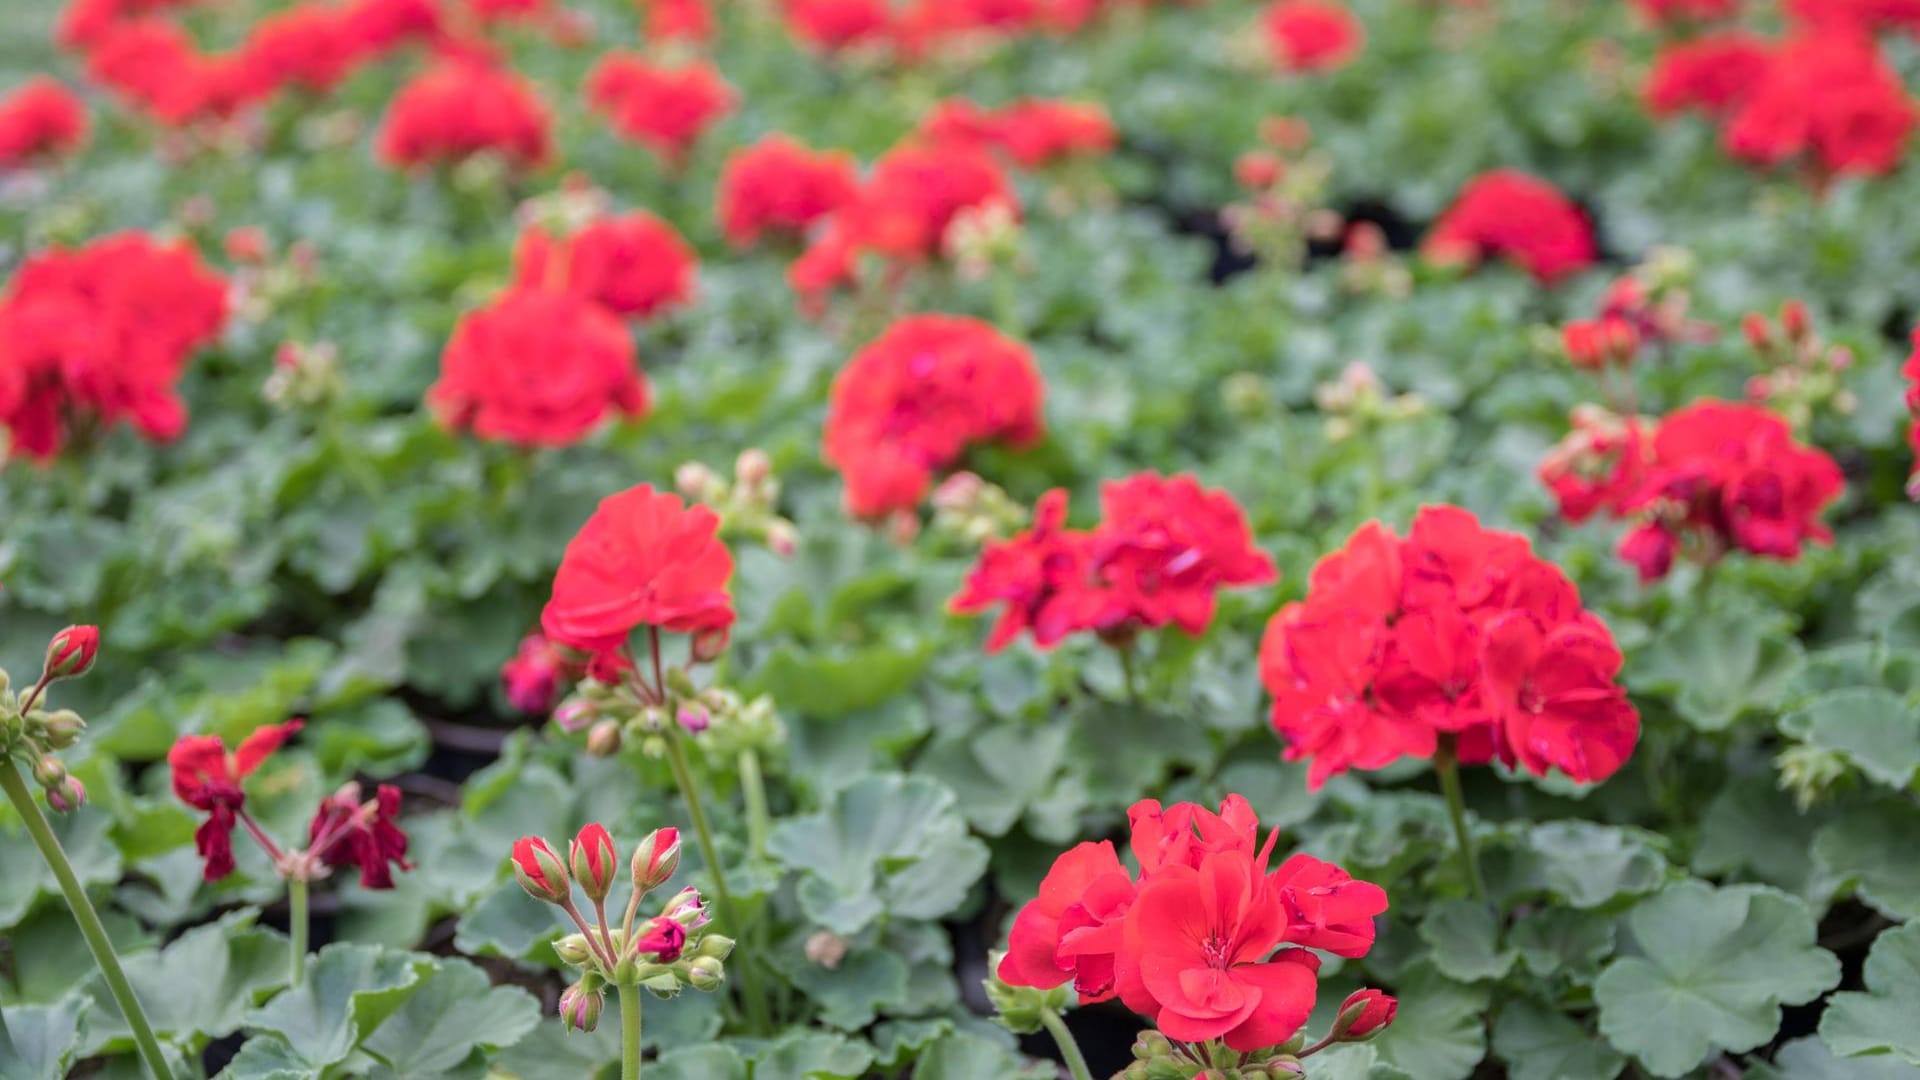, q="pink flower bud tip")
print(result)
[631,827,681,892]
[569,823,619,902]
[43,625,99,681]
[511,836,572,904]
[47,777,85,813]
[1334,988,1397,1041]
